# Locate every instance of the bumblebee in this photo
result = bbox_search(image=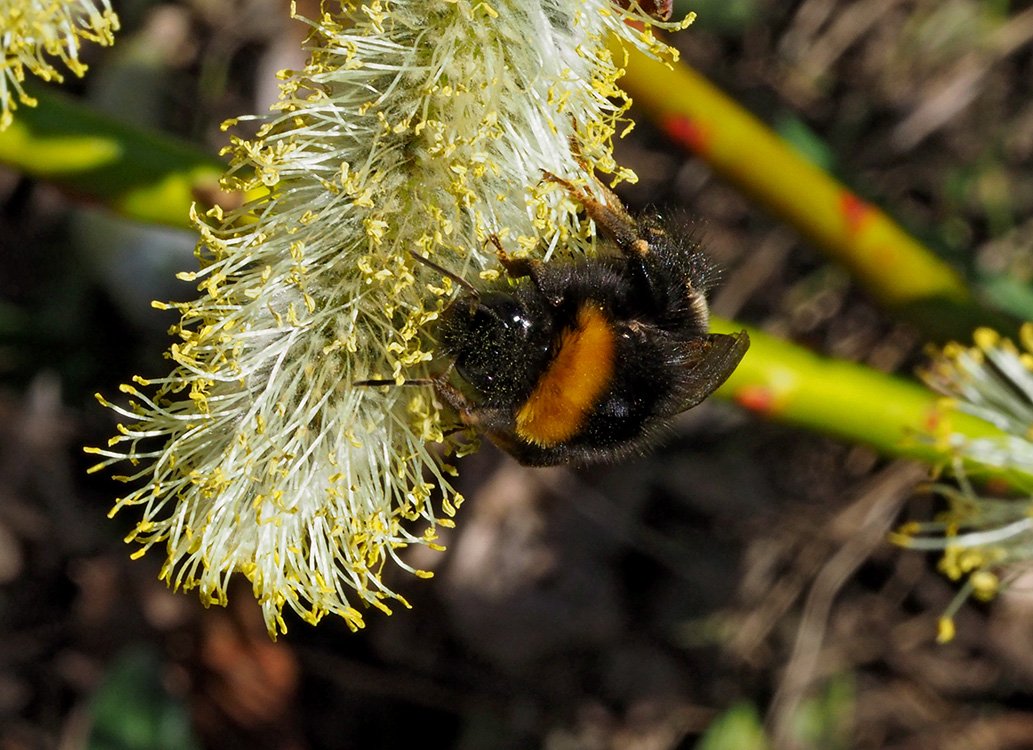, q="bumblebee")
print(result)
[366,174,749,466]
